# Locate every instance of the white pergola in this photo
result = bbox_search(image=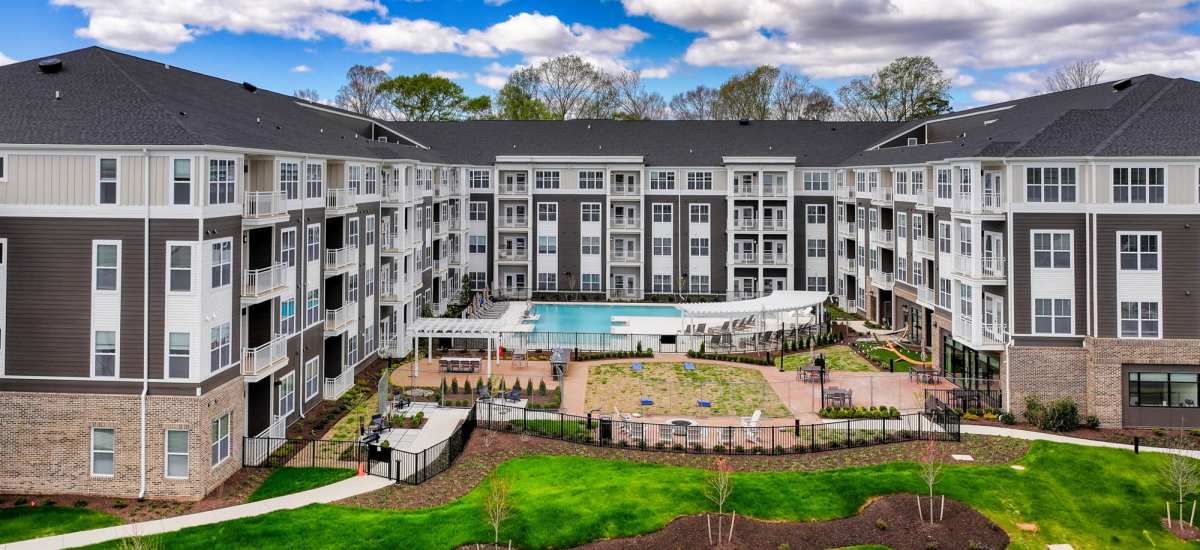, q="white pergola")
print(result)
[405,317,514,376]
[674,290,829,331]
